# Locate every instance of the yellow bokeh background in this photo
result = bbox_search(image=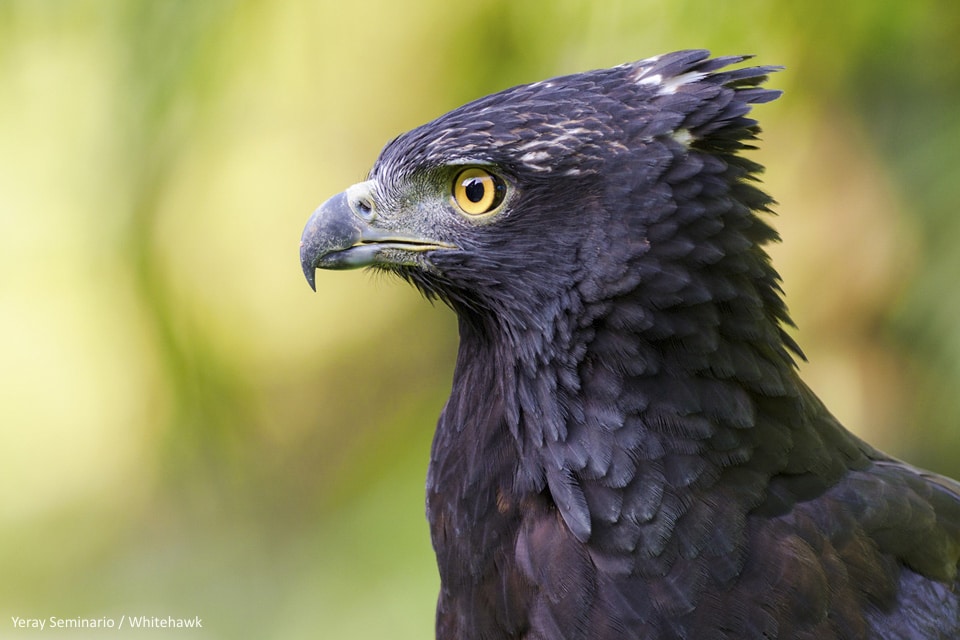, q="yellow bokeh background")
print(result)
[2,2,959,638]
